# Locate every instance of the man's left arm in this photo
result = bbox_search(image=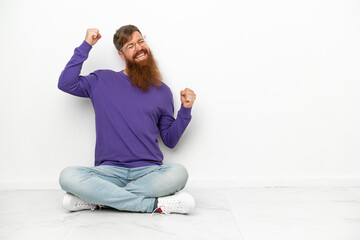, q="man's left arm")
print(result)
[159,88,196,148]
